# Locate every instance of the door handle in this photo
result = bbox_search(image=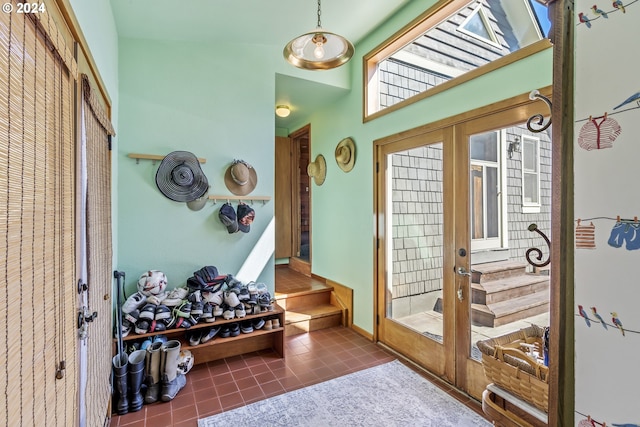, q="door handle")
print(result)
[455,267,471,302]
